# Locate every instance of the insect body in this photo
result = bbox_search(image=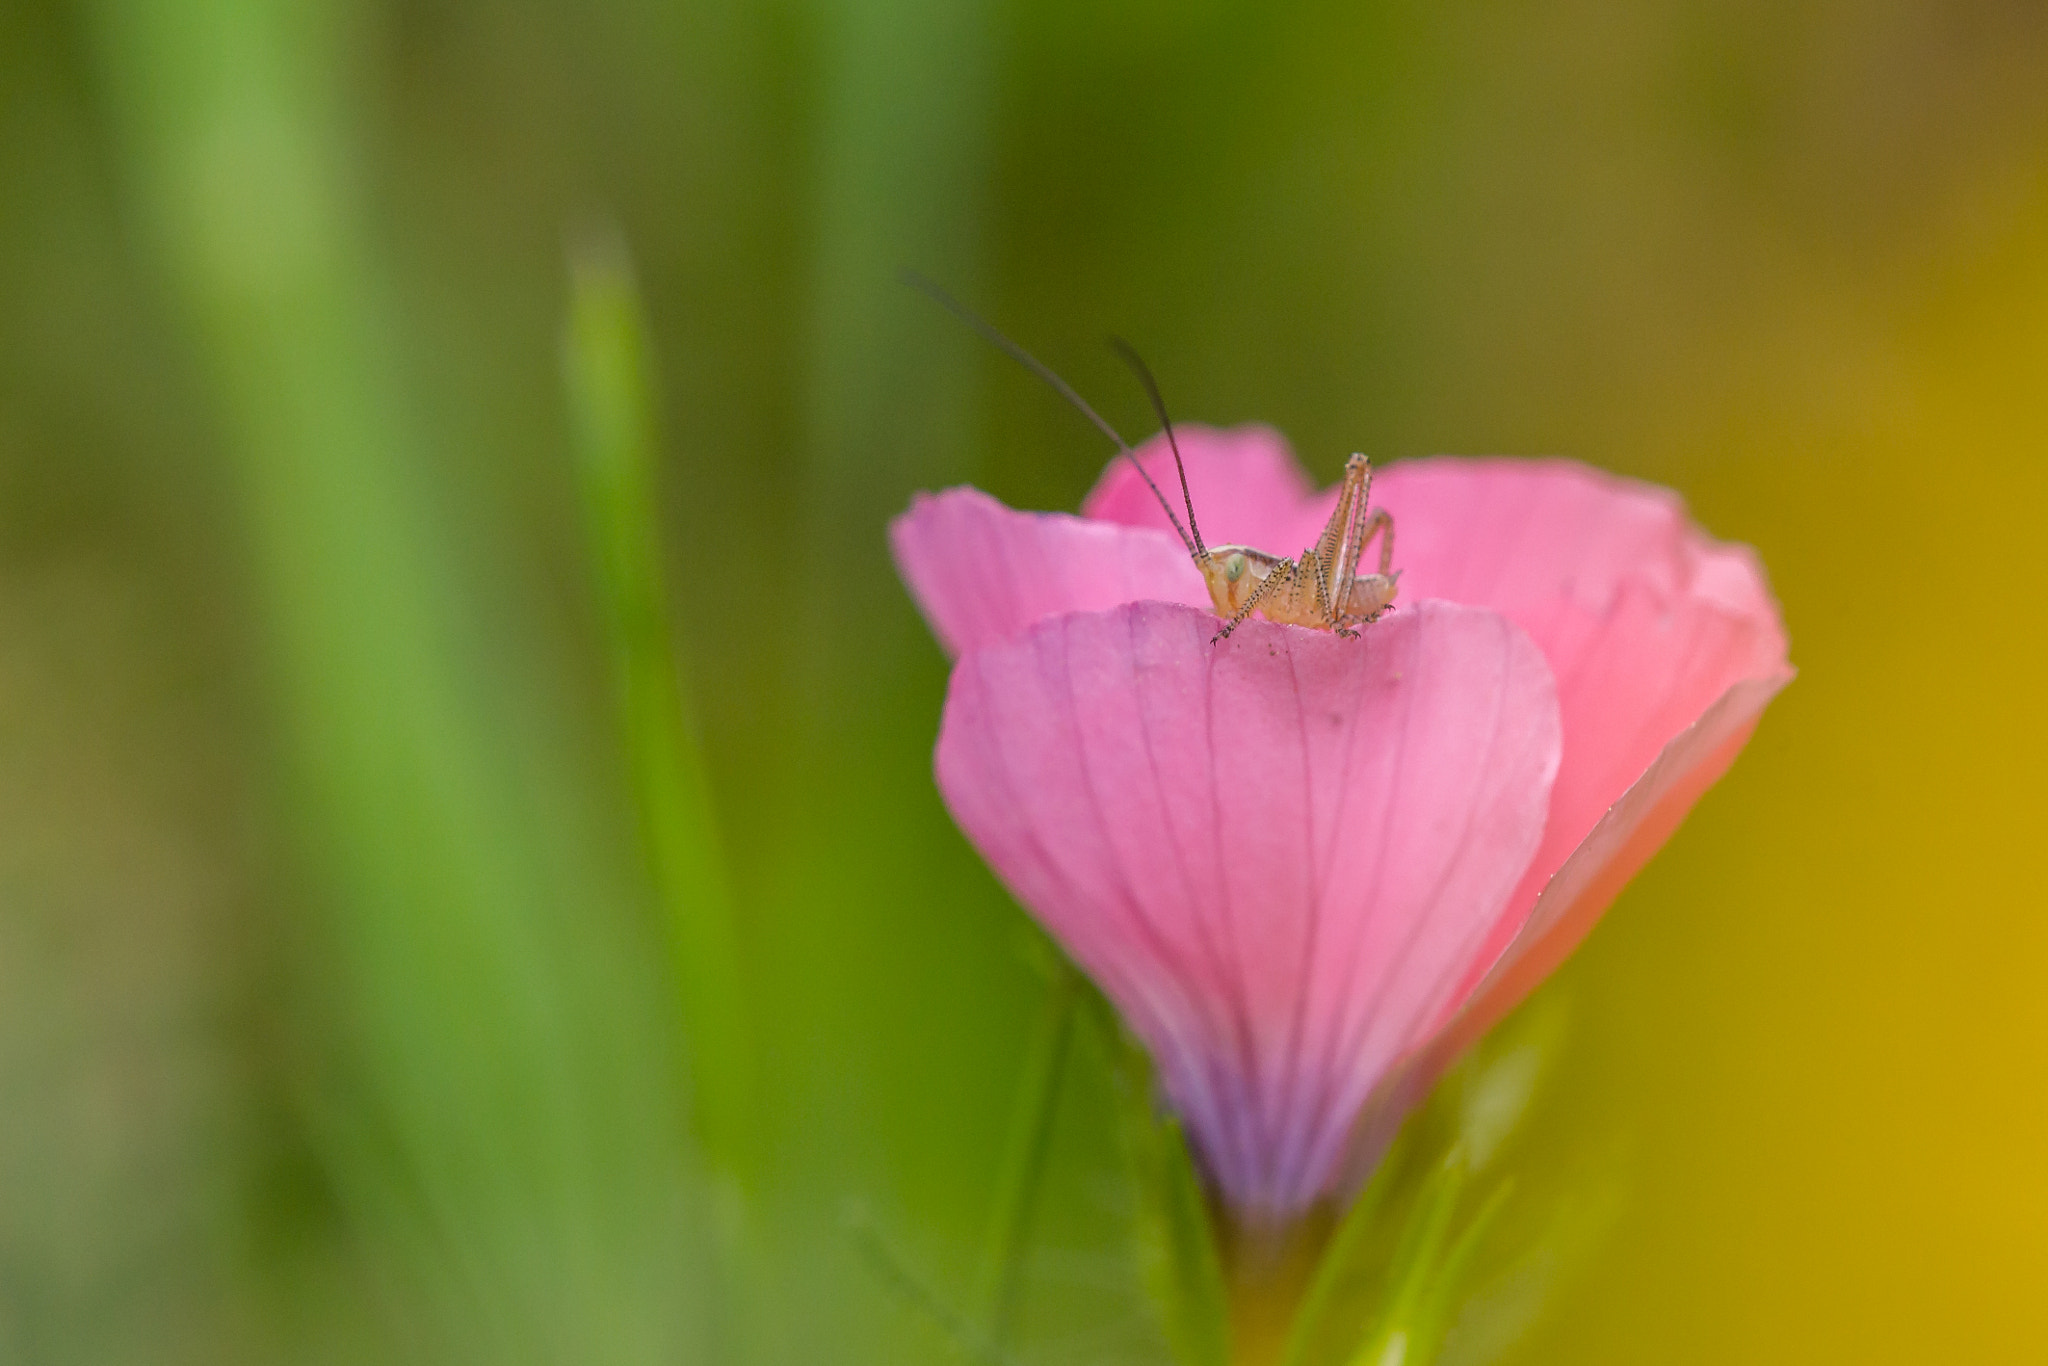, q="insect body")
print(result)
[911,276,1399,642]
[1098,337,1400,641]
[1198,455,1397,640]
